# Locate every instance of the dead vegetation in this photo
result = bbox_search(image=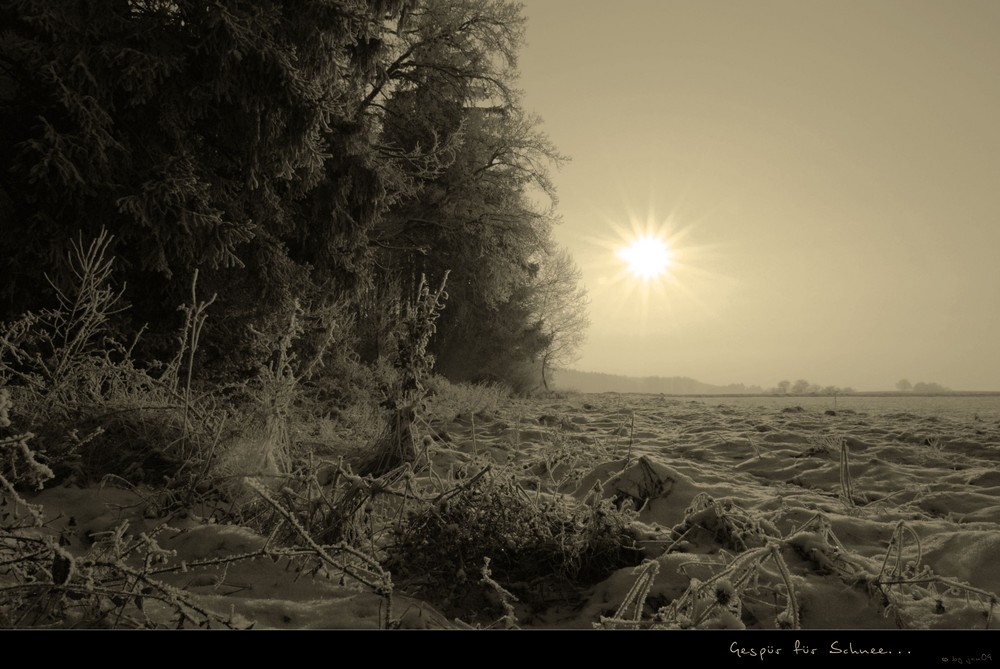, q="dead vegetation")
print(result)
[0,235,645,628]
